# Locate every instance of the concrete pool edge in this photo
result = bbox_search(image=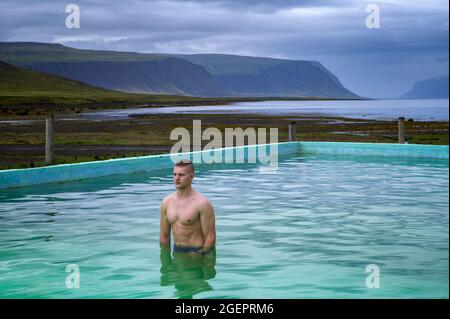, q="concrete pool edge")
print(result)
[299,142,449,159]
[0,142,299,189]
[0,142,448,189]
